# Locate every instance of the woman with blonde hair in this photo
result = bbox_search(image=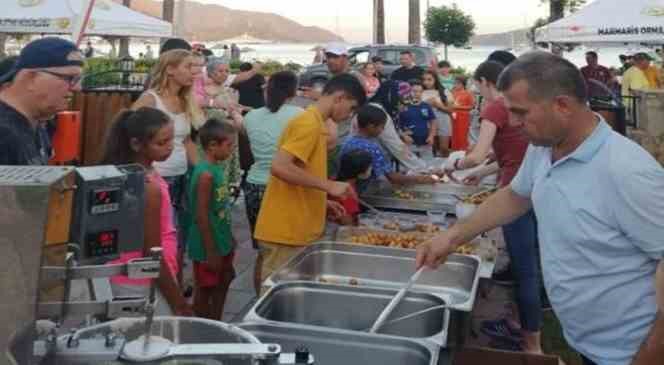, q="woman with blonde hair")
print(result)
[360,62,380,98]
[133,49,203,271]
